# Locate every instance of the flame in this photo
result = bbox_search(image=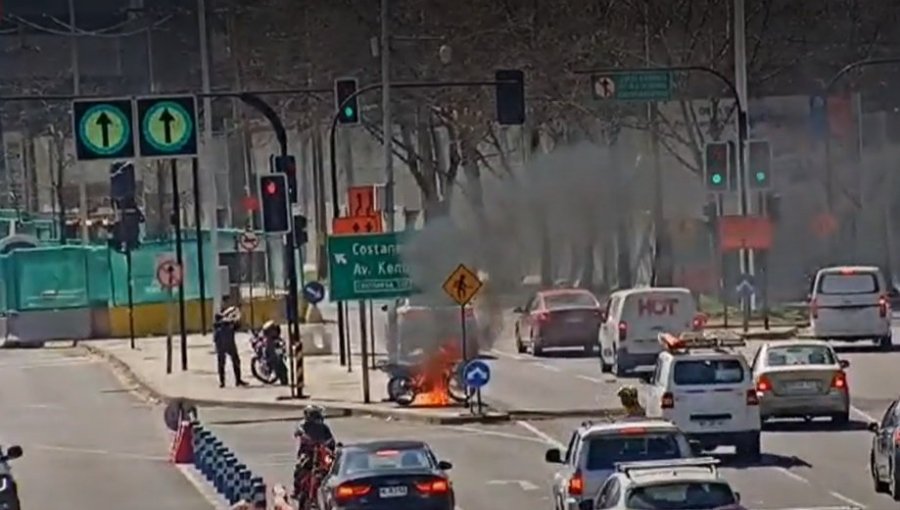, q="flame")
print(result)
[412,341,462,407]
